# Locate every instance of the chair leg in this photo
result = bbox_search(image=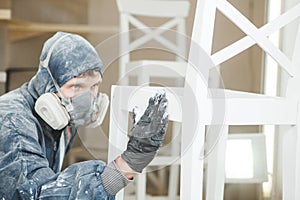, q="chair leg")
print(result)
[283,119,300,200]
[282,123,300,200]
[205,125,228,200]
[136,173,147,200]
[180,125,205,199]
[169,121,181,200]
[295,120,300,199]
